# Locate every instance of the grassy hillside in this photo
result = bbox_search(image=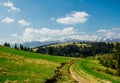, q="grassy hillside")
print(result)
[0,46,73,64]
[0,46,74,83]
[46,42,90,47]
[1,45,119,83]
[72,58,120,83]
